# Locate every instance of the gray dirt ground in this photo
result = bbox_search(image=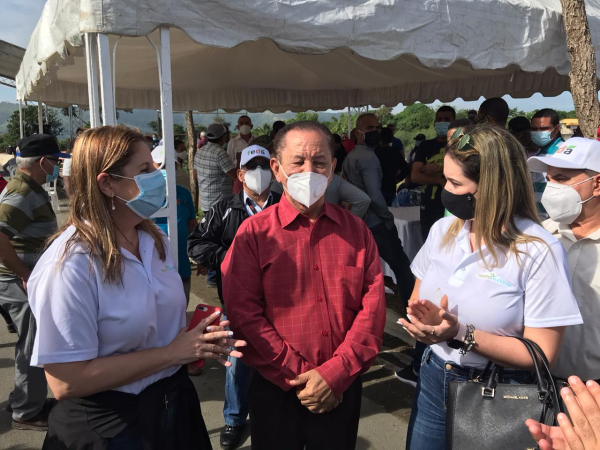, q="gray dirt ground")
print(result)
[0,190,416,450]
